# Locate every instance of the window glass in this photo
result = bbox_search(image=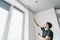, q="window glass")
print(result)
[7,7,24,40]
[0,7,8,40]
